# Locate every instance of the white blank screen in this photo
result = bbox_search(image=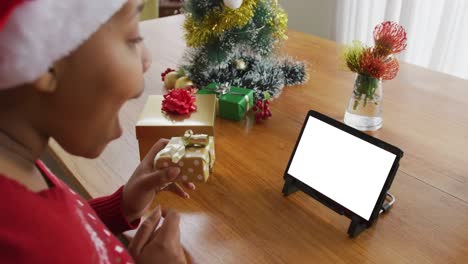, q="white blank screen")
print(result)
[288,116,396,220]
